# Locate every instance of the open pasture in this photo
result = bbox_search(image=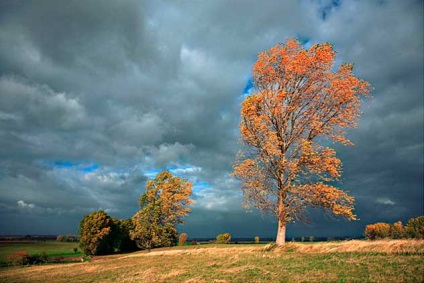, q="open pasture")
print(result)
[0,241,82,264]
